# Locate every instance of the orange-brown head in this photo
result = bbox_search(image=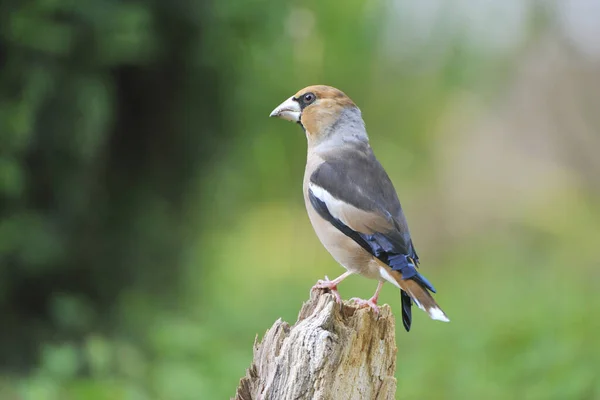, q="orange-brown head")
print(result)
[270,85,363,144]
